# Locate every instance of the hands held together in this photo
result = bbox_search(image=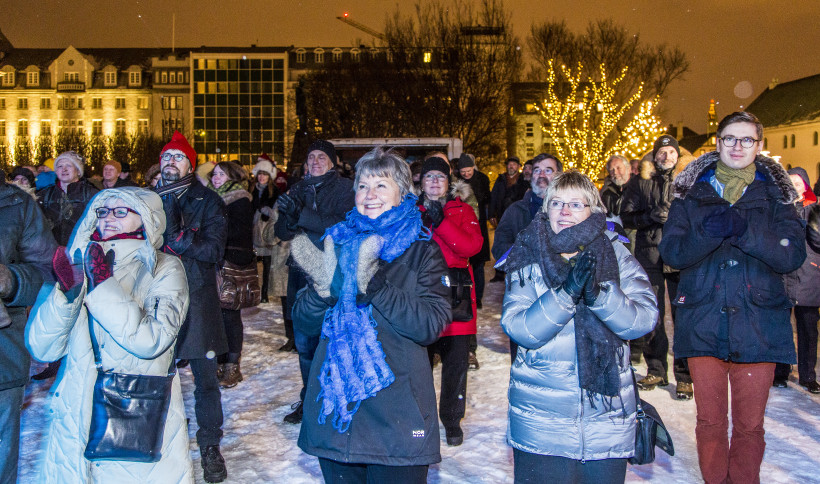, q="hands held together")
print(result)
[52,243,114,294]
[702,205,748,239]
[561,251,600,306]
